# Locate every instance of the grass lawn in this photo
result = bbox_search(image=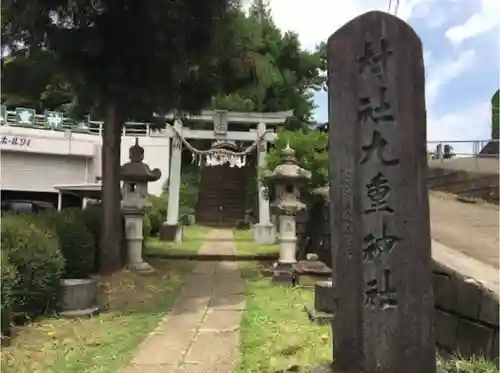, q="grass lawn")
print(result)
[236,265,331,373]
[145,224,210,255]
[237,264,498,373]
[1,259,193,373]
[234,229,280,256]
